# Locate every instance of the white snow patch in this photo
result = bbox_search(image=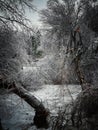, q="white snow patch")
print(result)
[31,85,81,114]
